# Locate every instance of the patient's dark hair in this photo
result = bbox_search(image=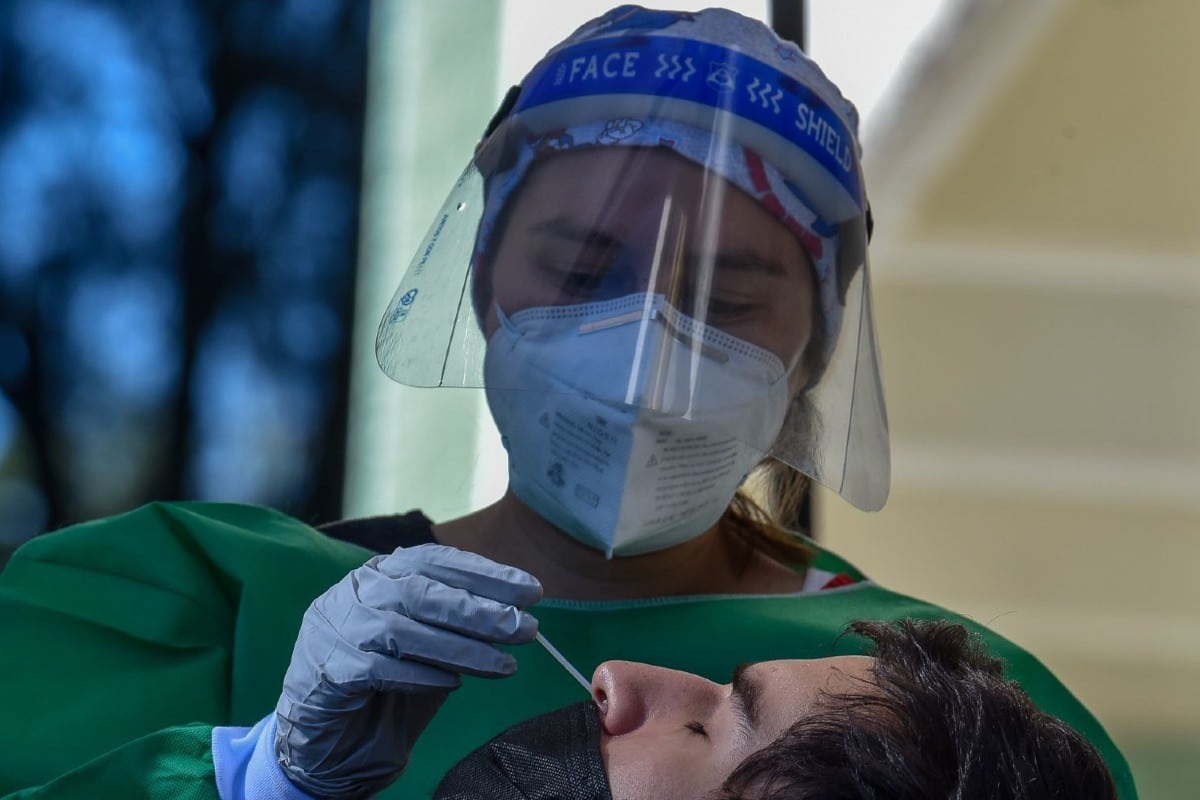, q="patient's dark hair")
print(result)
[716,619,1117,800]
